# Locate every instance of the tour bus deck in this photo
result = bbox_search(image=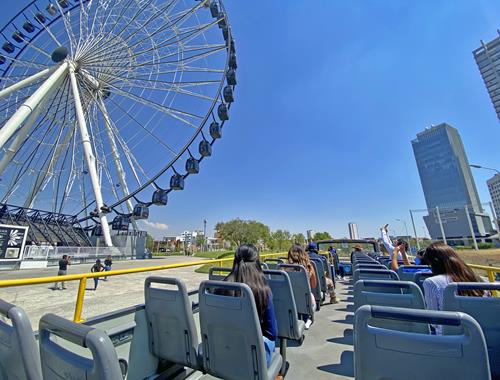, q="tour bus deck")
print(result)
[72,277,355,380]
